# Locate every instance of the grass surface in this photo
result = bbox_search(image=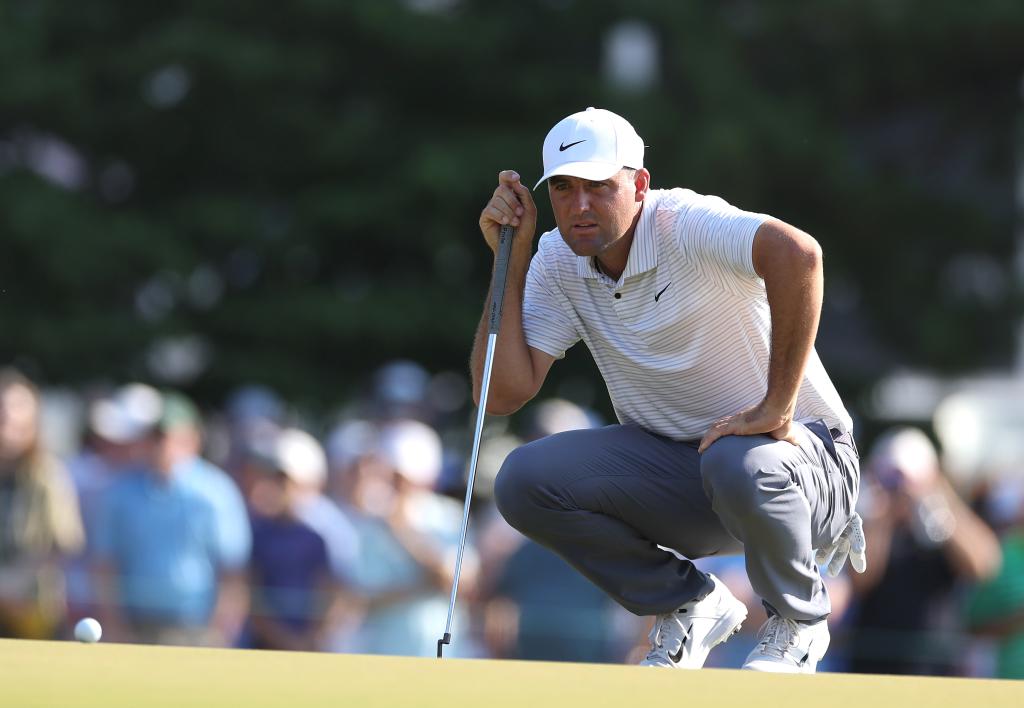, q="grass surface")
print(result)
[1,639,1021,707]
